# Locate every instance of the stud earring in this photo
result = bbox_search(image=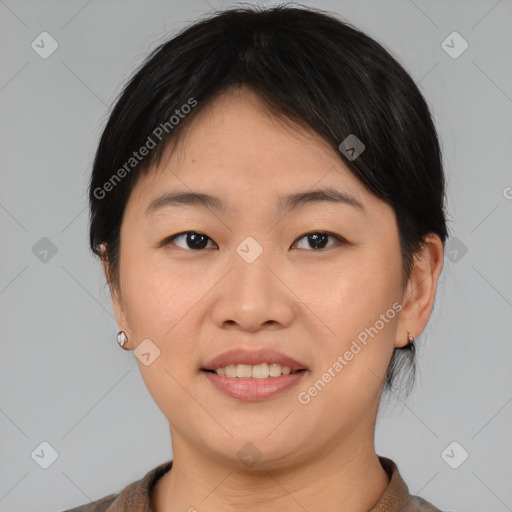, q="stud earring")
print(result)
[407,332,415,345]
[117,331,130,350]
